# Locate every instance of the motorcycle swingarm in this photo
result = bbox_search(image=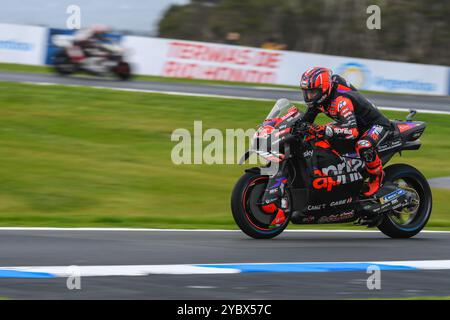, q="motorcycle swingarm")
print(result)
[359,183,415,216]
